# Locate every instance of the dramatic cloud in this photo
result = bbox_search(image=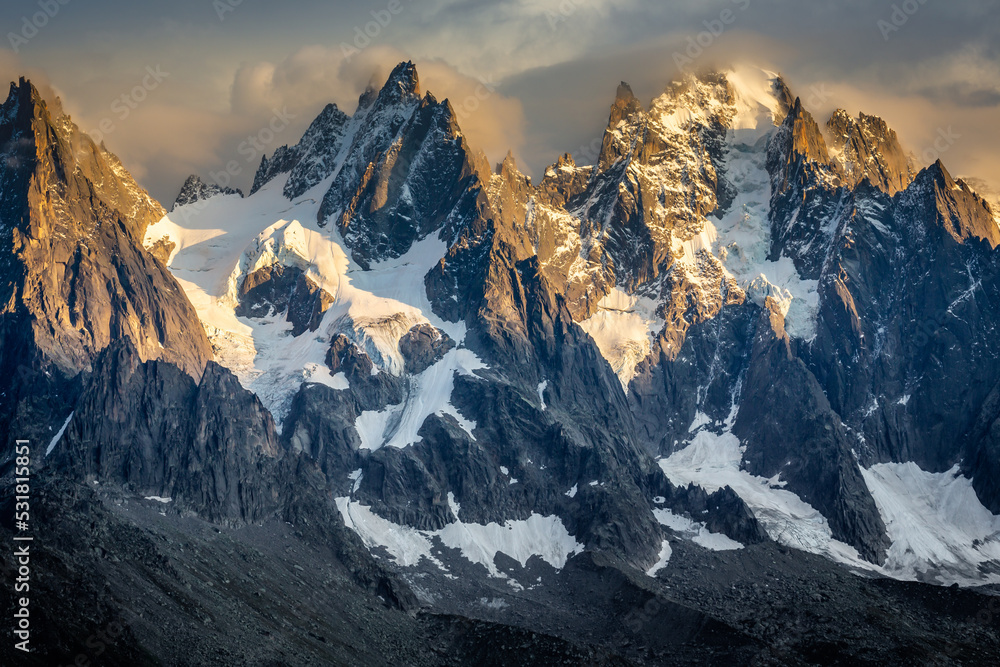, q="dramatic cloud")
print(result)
[229,44,526,173]
[0,0,997,203]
